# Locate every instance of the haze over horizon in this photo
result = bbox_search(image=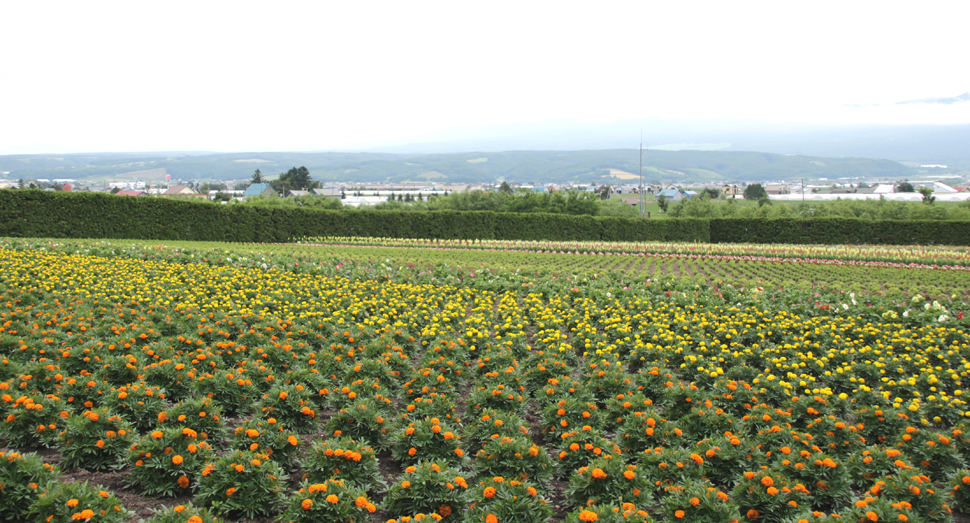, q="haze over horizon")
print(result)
[2,1,969,156]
